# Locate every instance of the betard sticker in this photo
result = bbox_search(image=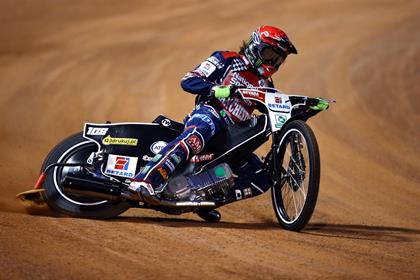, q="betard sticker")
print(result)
[105,155,138,178]
[197,61,216,77]
[102,135,138,146]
